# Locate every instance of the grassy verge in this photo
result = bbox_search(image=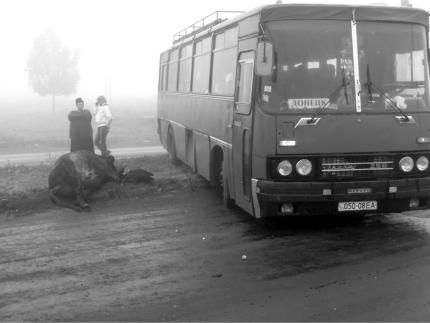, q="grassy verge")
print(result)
[0,98,159,154]
[0,154,209,216]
